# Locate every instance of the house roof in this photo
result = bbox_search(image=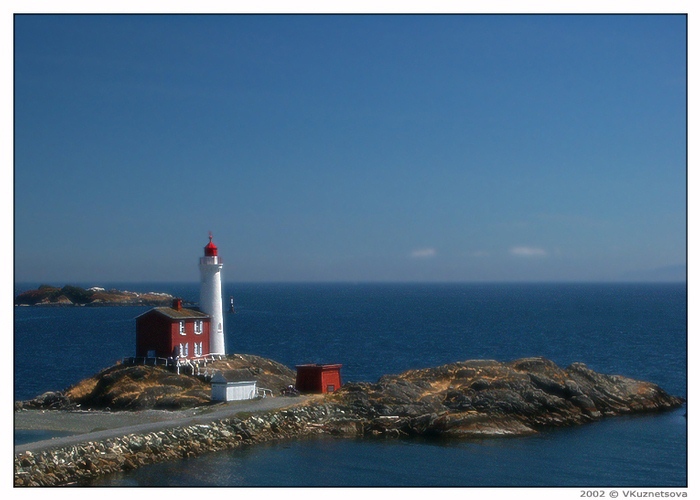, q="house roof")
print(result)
[296,363,343,370]
[136,307,210,321]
